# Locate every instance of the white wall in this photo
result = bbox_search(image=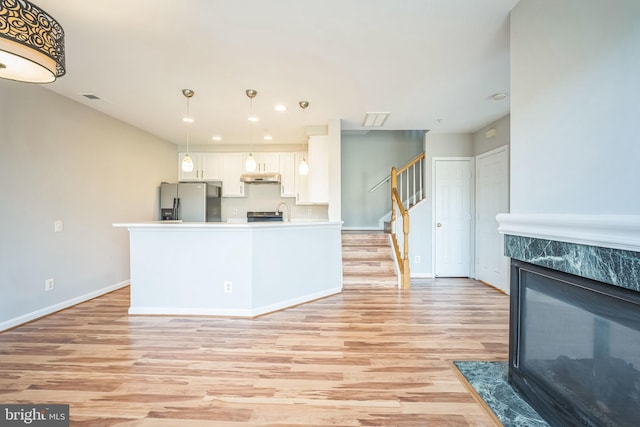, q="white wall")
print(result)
[510,0,640,214]
[327,118,342,223]
[0,80,176,329]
